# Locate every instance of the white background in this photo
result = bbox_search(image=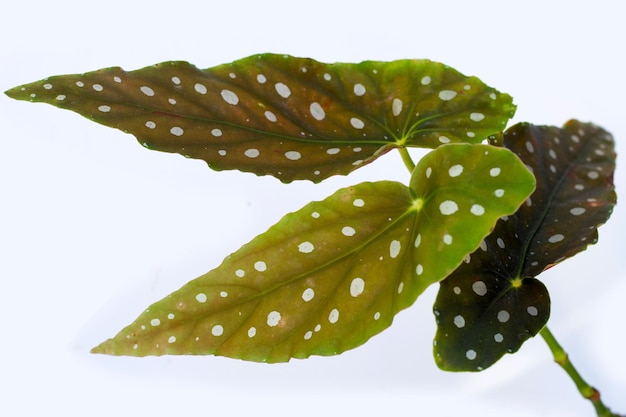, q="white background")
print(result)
[1,1,624,416]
